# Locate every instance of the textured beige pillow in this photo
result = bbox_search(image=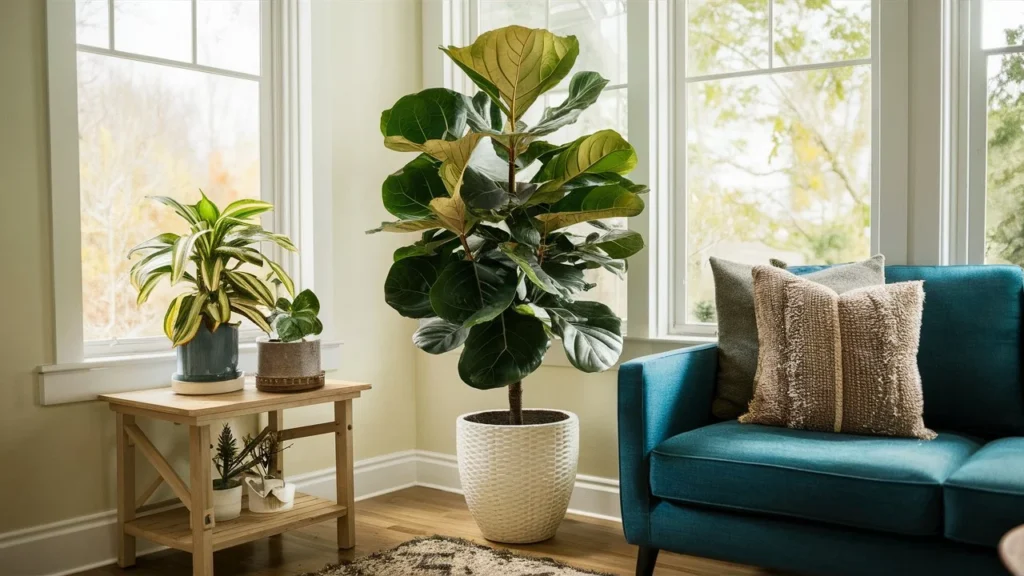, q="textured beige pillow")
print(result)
[740,265,935,440]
